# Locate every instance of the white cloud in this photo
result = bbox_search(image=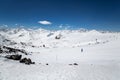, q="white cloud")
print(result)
[38,20,52,25]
